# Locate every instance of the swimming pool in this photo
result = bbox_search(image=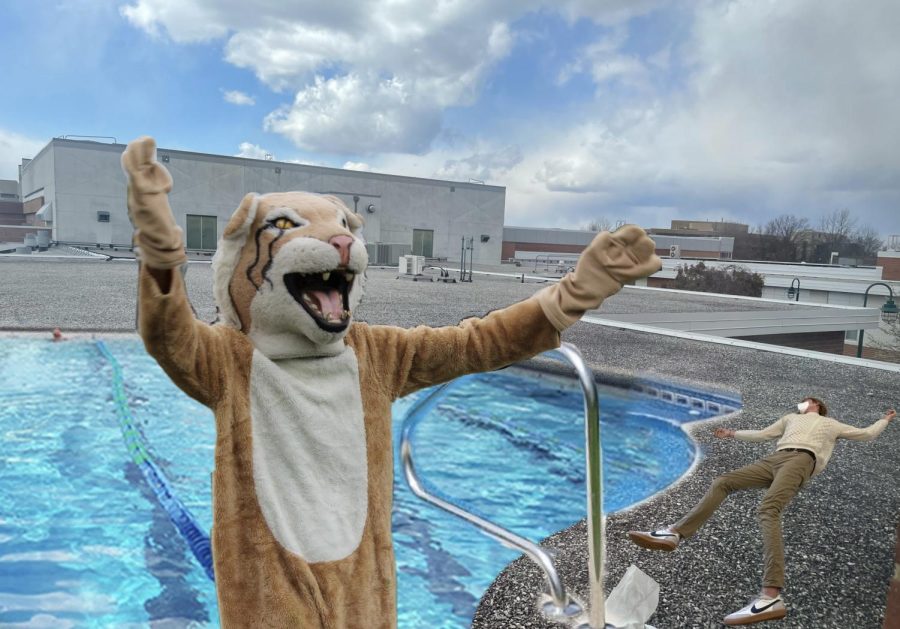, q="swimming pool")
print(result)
[0,336,739,628]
